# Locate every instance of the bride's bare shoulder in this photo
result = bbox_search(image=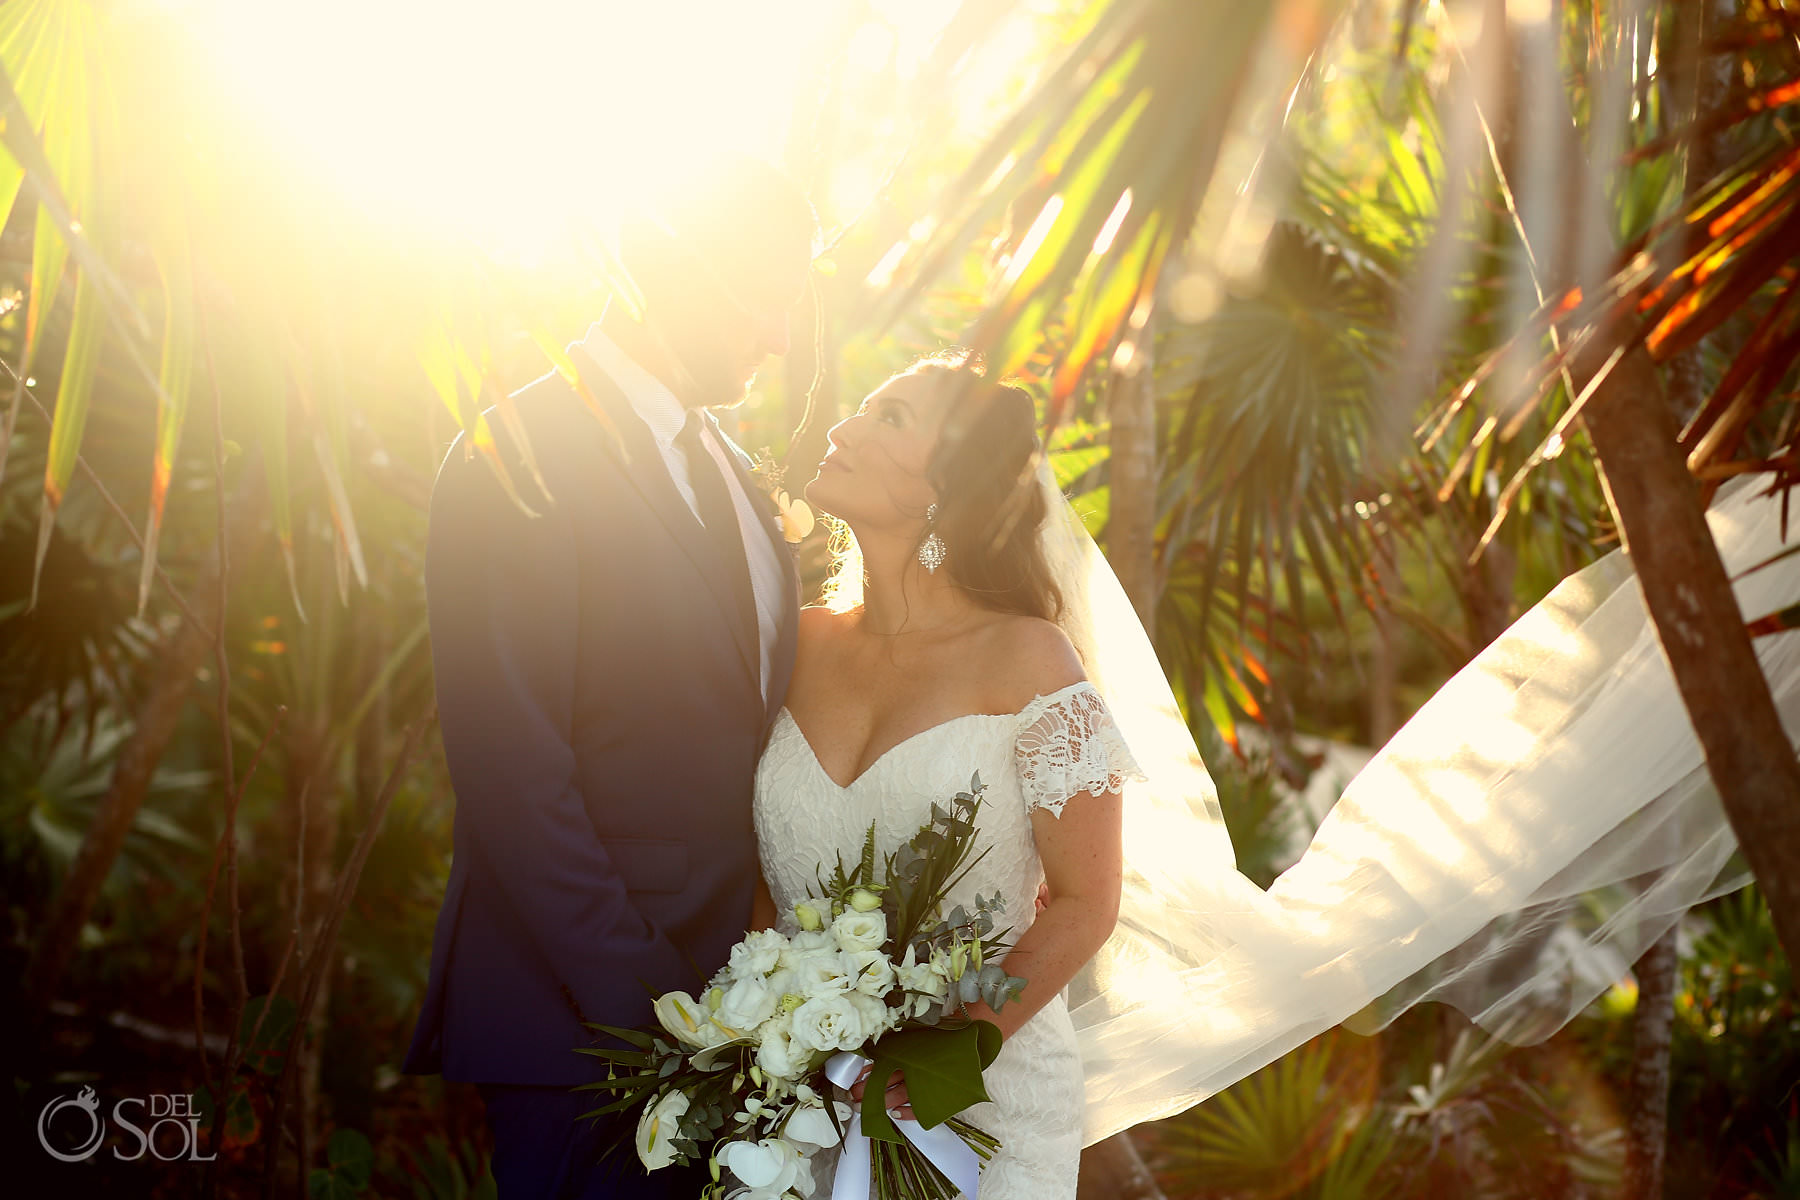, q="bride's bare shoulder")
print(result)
[795,604,856,659]
[979,614,1086,704]
[798,604,853,636]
